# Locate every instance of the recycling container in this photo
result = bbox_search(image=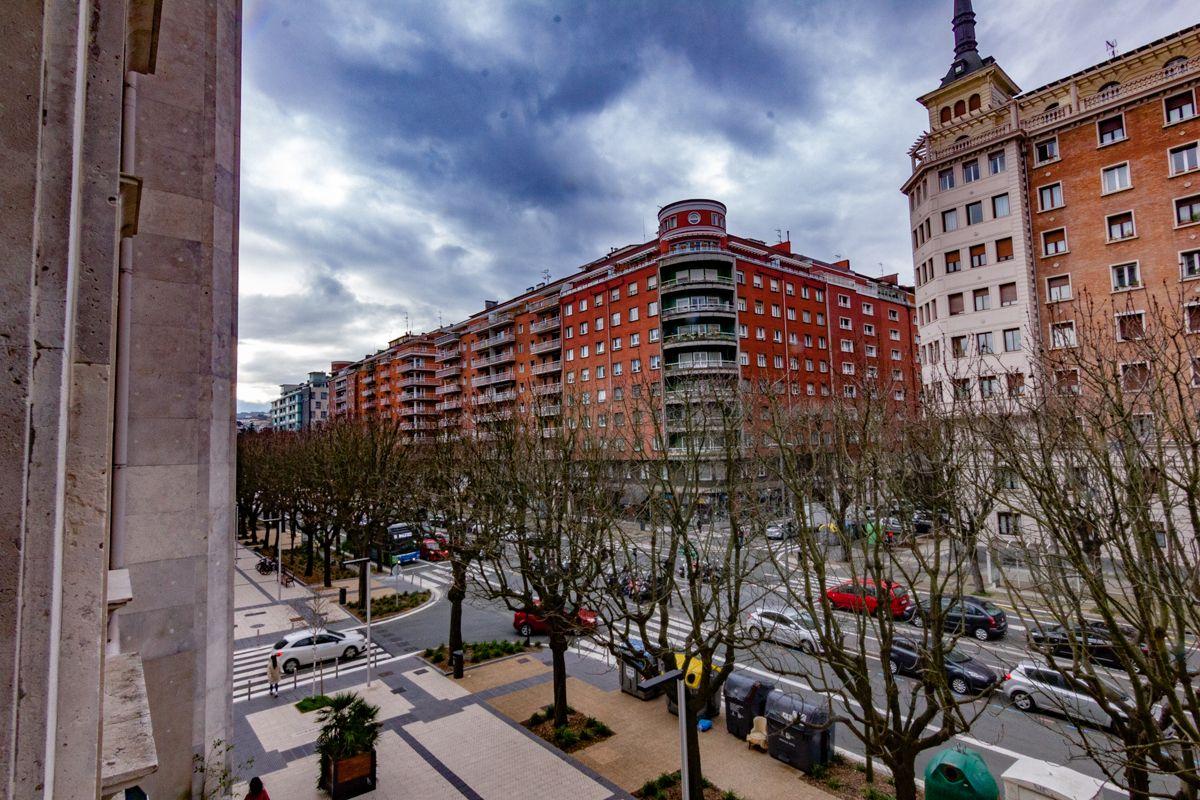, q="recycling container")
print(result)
[617,641,661,700]
[764,691,835,774]
[723,671,773,739]
[924,748,999,800]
